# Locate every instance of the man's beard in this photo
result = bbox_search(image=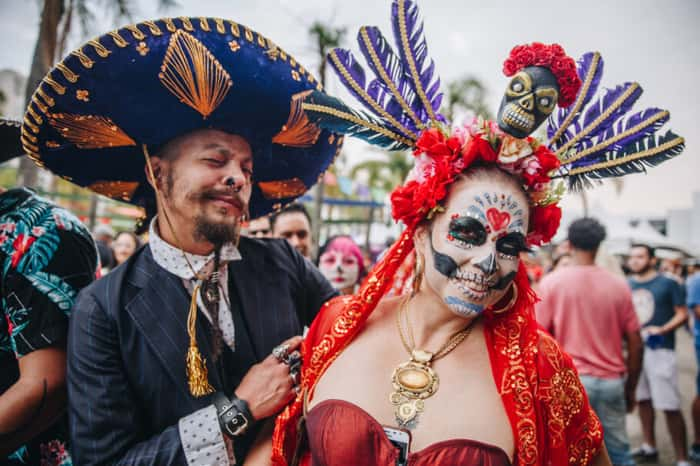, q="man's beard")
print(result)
[194,214,242,246]
[163,171,248,246]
